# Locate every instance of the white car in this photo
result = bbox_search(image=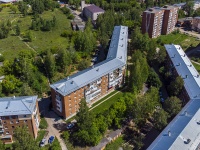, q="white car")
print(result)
[39,138,46,147]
